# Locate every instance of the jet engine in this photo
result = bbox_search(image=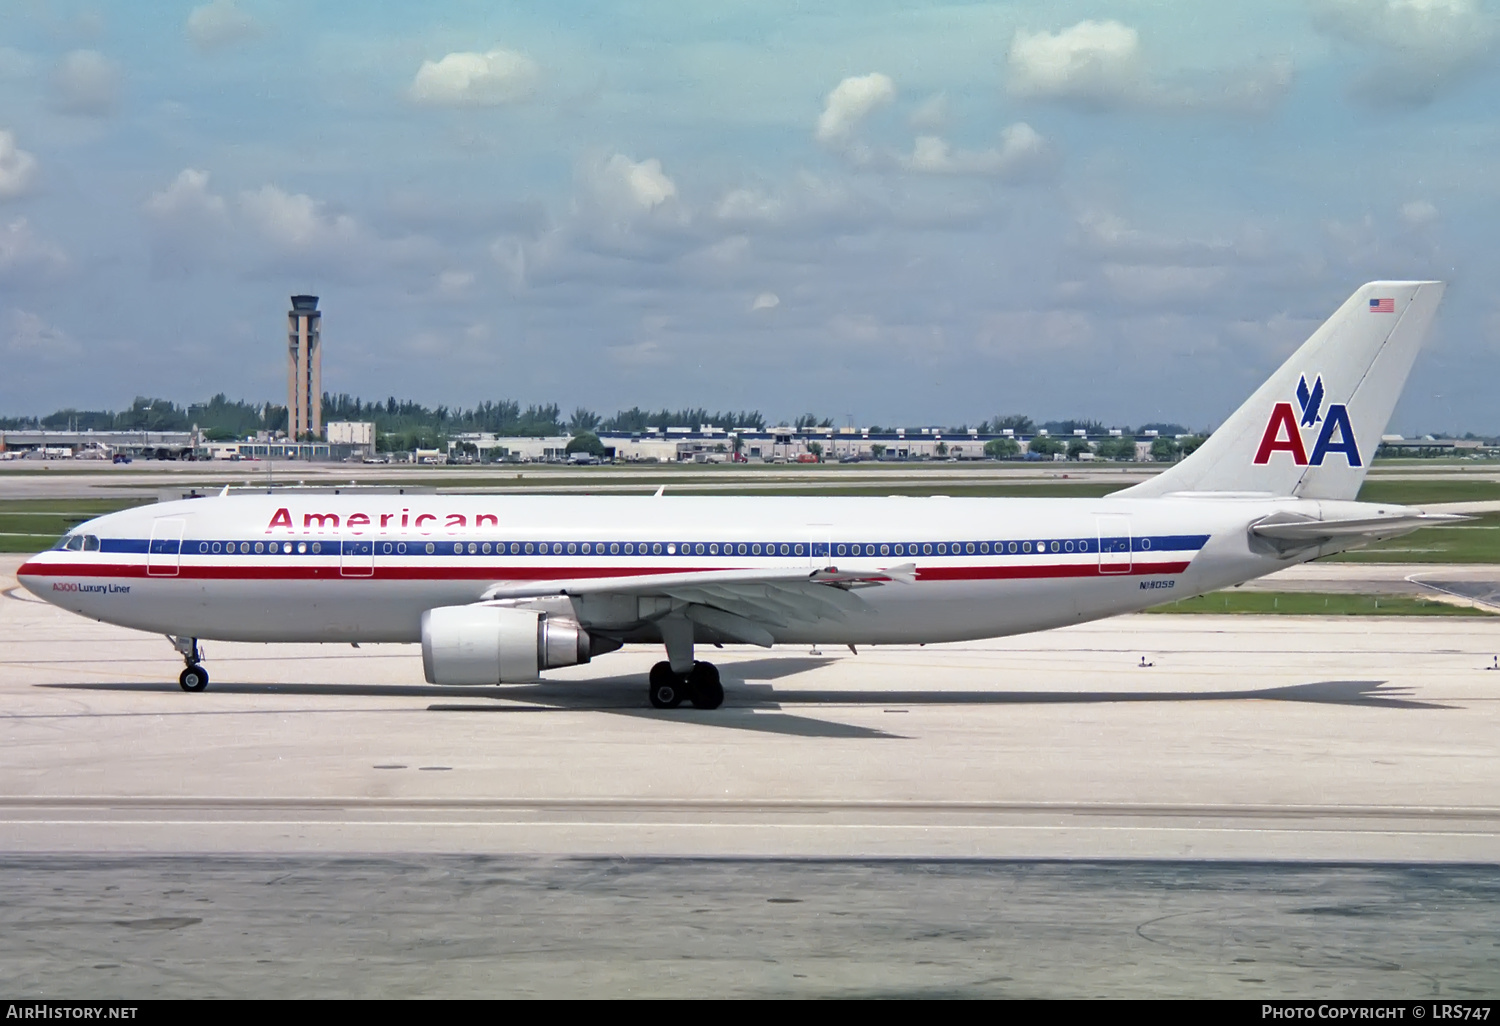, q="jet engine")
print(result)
[421,605,592,684]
